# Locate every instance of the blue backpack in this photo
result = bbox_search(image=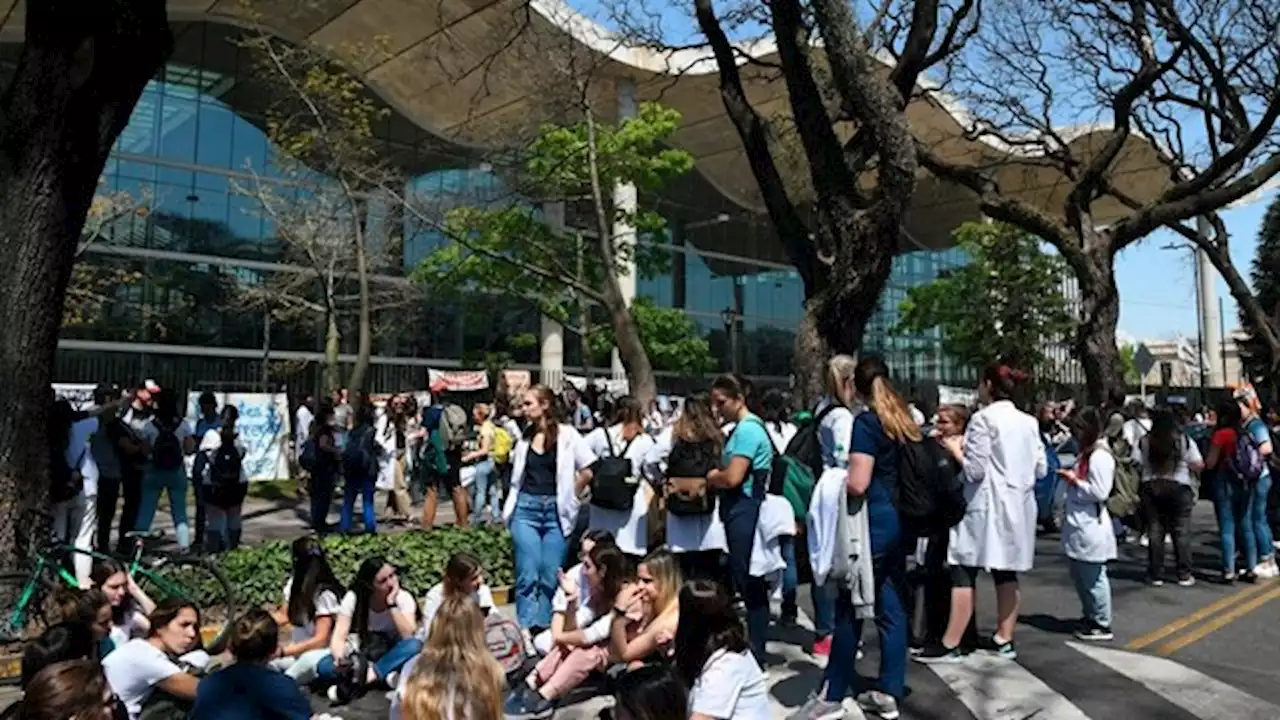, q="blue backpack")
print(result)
[1229,422,1266,484]
[342,425,378,479]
